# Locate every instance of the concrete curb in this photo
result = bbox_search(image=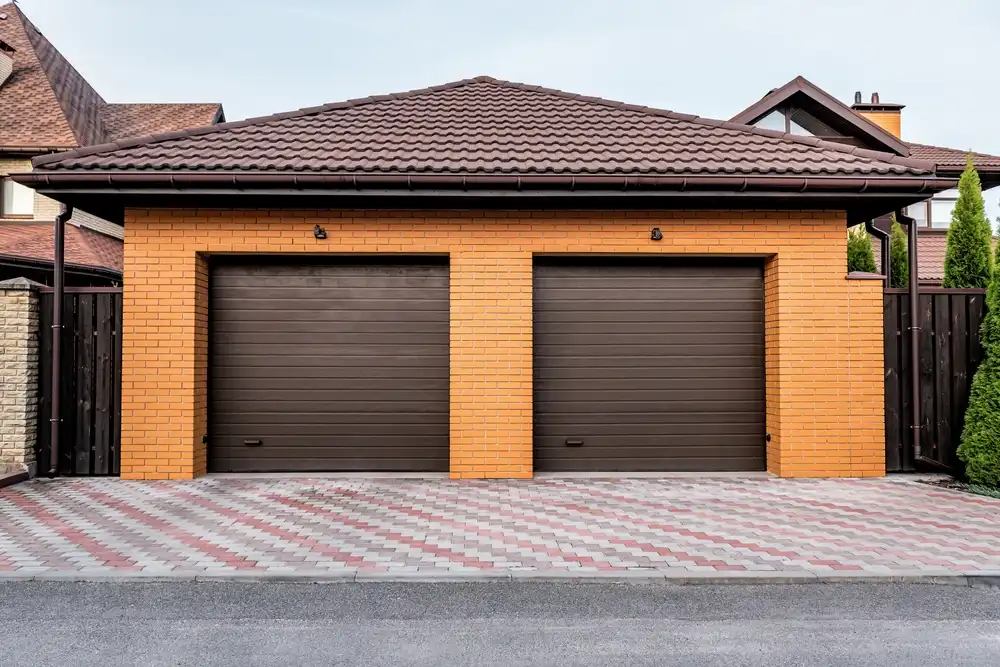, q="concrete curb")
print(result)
[1,570,997,587]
